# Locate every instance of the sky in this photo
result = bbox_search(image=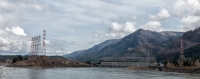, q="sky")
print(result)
[0,0,200,55]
